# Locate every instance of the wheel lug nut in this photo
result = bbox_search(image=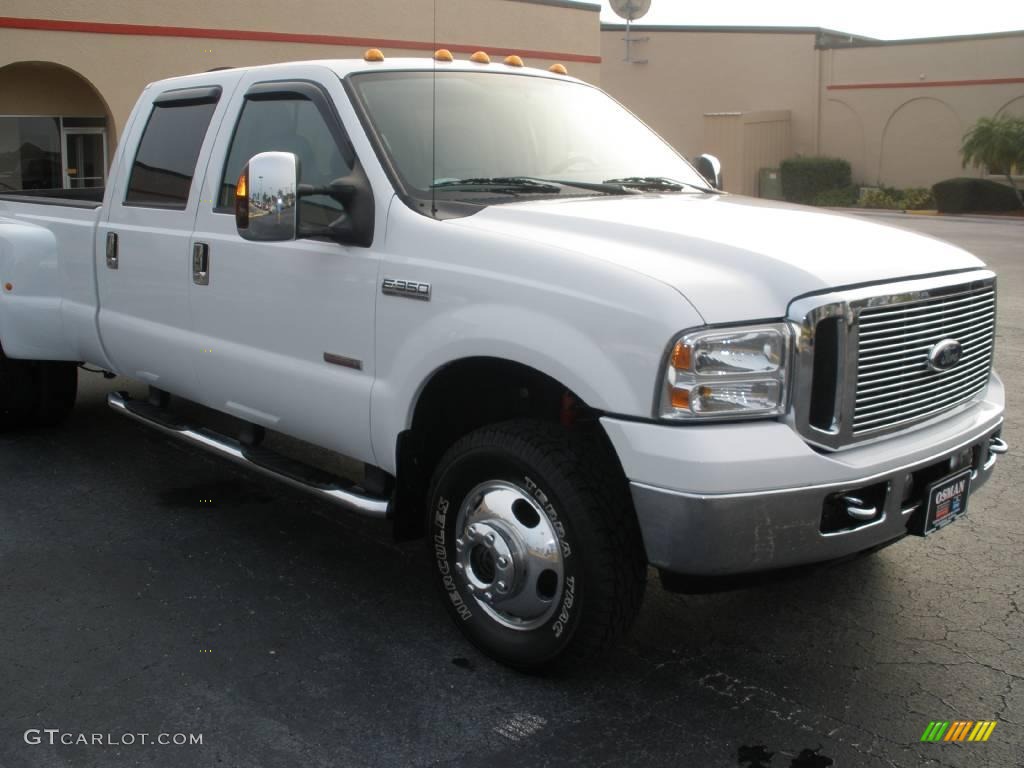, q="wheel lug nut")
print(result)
[496,580,508,593]
[466,584,476,593]
[454,563,464,573]
[482,592,493,602]
[455,538,464,552]
[486,533,495,545]
[497,556,509,568]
